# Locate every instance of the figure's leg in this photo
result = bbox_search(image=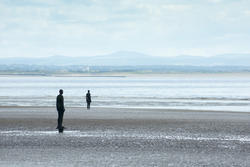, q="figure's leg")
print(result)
[57,112,60,128]
[61,111,64,126]
[58,111,63,128]
[87,103,90,109]
[57,111,64,132]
